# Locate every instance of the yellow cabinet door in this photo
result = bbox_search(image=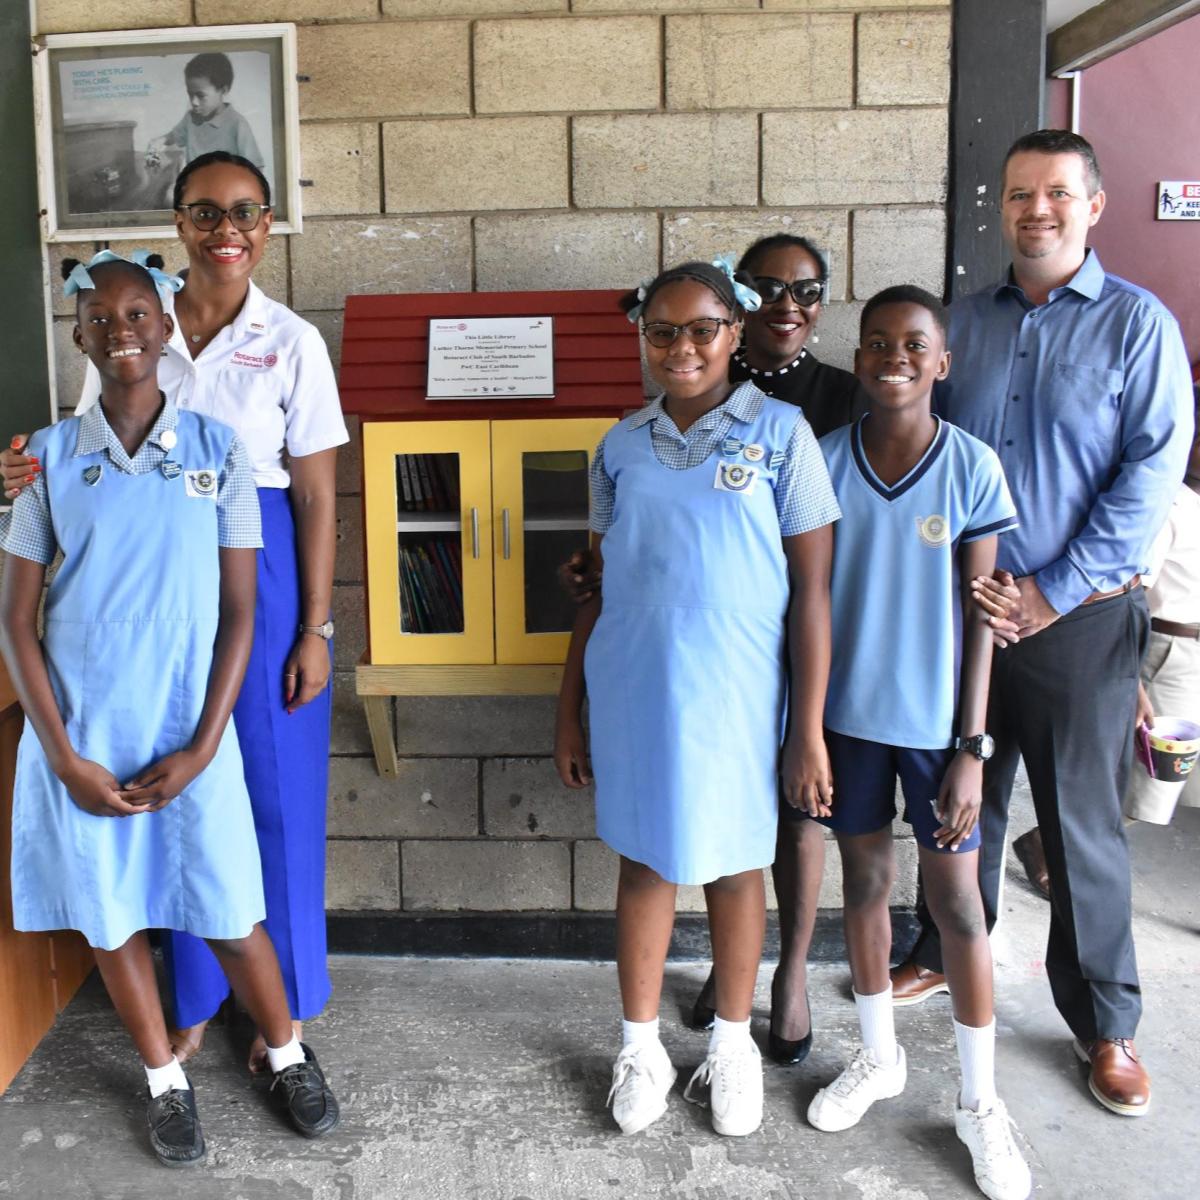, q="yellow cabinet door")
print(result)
[363,421,495,665]
[491,418,615,665]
